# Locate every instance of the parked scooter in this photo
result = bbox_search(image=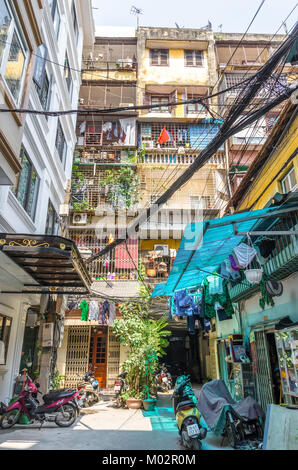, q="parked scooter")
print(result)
[172,375,207,450]
[0,372,79,429]
[76,370,100,408]
[114,372,128,408]
[156,364,172,392]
